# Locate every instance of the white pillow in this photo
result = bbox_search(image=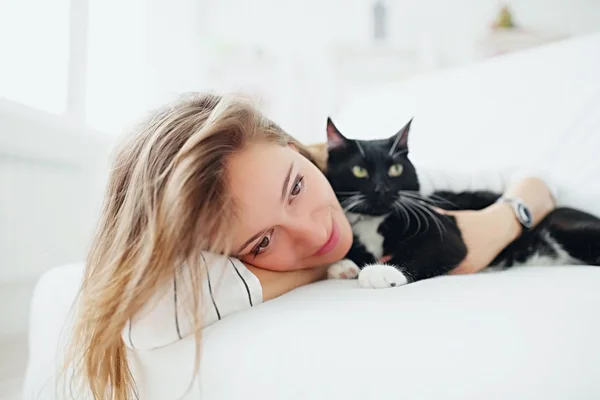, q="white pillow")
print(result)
[196,268,600,400]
